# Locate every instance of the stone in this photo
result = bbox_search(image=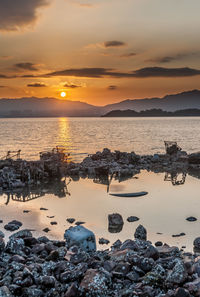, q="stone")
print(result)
[108,213,124,233]
[166,260,187,284]
[155,241,163,247]
[186,216,197,222]
[39,276,56,287]
[80,269,108,295]
[99,238,110,245]
[64,225,96,252]
[188,152,200,164]
[50,221,57,225]
[0,237,5,253]
[127,216,139,222]
[66,218,75,224]
[64,283,78,297]
[40,207,48,211]
[75,221,85,226]
[0,286,13,297]
[0,231,5,238]
[9,229,32,239]
[43,228,50,233]
[134,224,147,241]
[174,288,190,297]
[193,237,200,250]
